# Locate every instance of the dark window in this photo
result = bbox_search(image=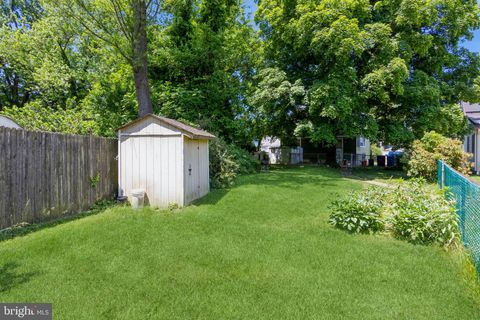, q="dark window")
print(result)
[472,134,475,154]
